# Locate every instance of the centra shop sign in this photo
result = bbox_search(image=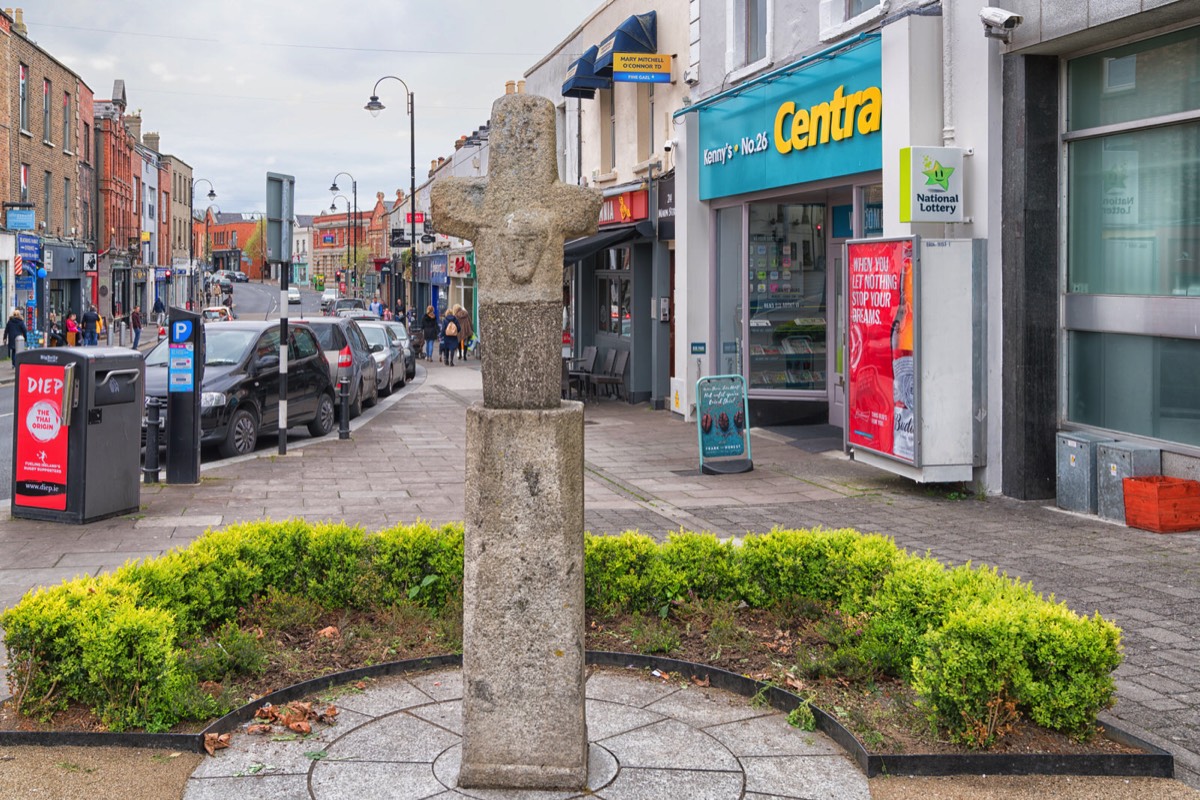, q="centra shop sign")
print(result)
[696,37,882,201]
